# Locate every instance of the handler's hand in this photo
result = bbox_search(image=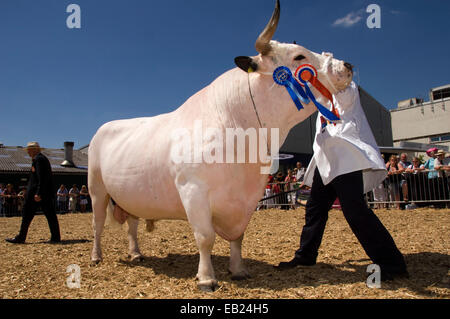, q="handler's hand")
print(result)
[34,195,42,202]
